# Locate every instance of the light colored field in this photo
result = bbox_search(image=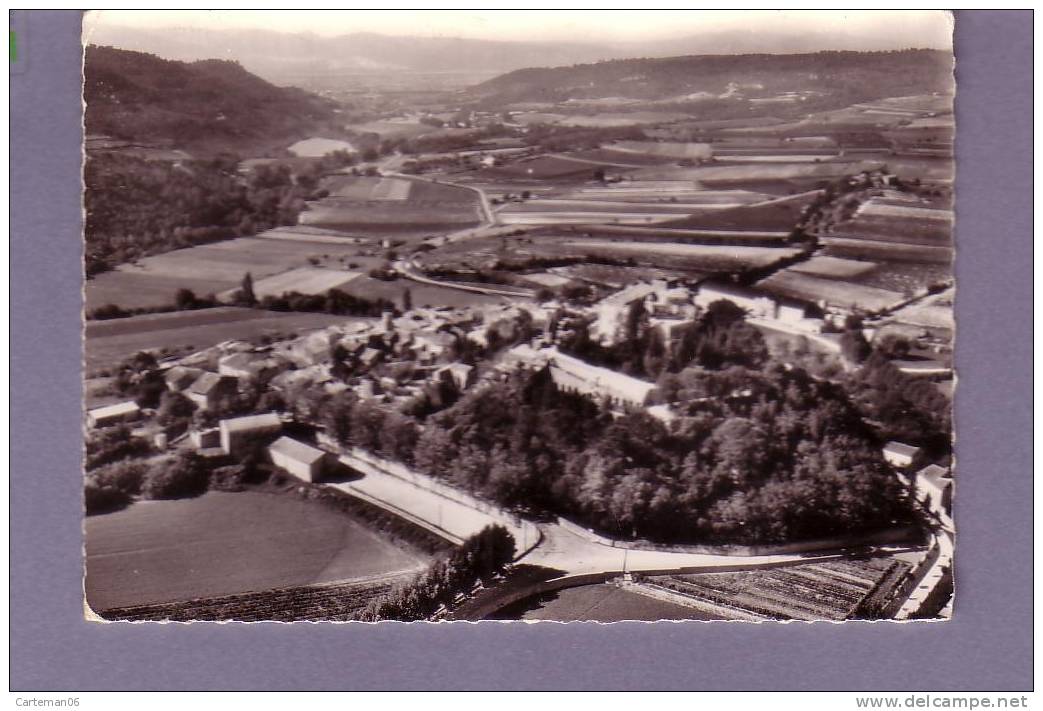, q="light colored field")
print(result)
[522,272,572,288]
[111,237,364,283]
[680,161,883,182]
[566,186,769,206]
[559,112,690,127]
[610,141,713,160]
[564,240,799,265]
[758,271,905,312]
[858,201,953,222]
[218,267,362,300]
[344,120,436,139]
[85,491,427,610]
[788,256,878,279]
[287,137,356,157]
[888,299,955,331]
[84,307,357,374]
